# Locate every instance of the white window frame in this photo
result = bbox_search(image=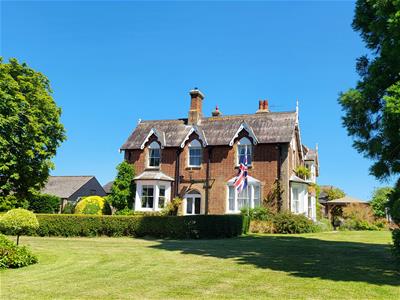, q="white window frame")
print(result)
[134,180,171,212]
[147,141,161,168]
[226,177,261,213]
[188,140,202,168]
[184,191,202,215]
[237,137,252,166]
